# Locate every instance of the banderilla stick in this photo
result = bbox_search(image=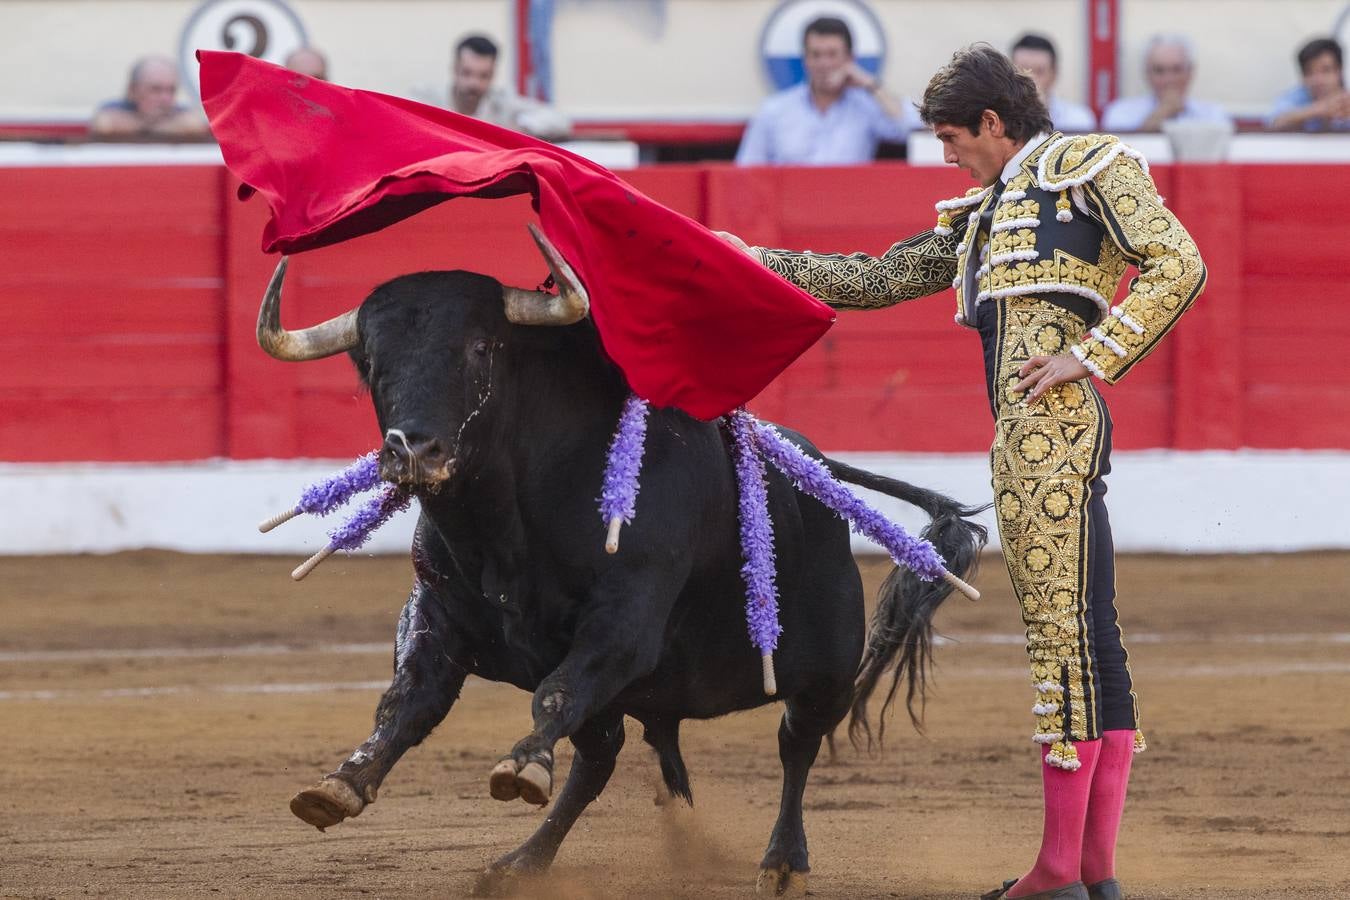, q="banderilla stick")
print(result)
[943,569,980,602]
[259,507,301,533]
[761,652,777,696]
[292,545,336,581]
